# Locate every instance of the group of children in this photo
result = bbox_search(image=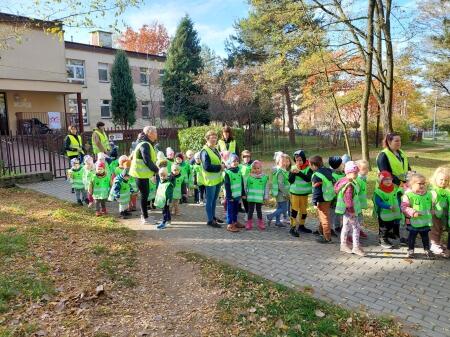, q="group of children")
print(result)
[67,144,450,259]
